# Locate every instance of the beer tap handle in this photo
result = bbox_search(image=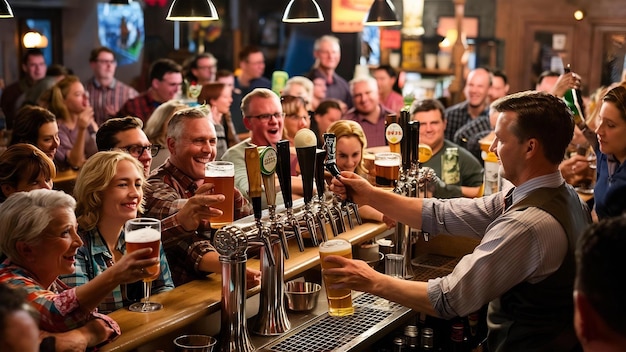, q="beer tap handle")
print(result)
[275,140,293,209]
[295,129,317,204]
[409,121,420,170]
[323,133,341,177]
[245,147,275,266]
[276,140,305,252]
[259,146,289,259]
[315,149,327,200]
